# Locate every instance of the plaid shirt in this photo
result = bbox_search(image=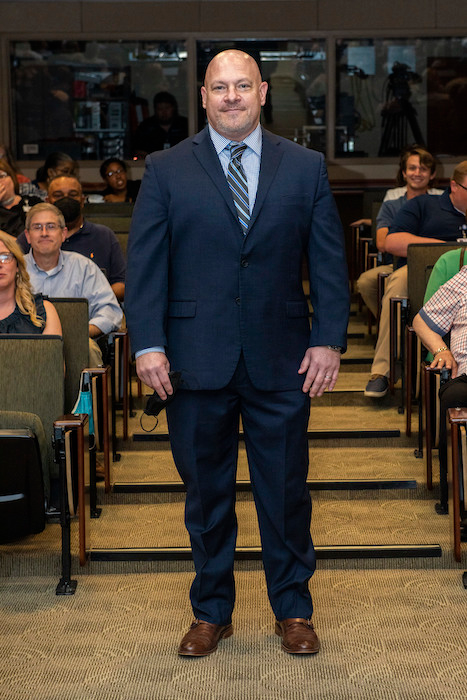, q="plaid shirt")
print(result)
[419,265,467,377]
